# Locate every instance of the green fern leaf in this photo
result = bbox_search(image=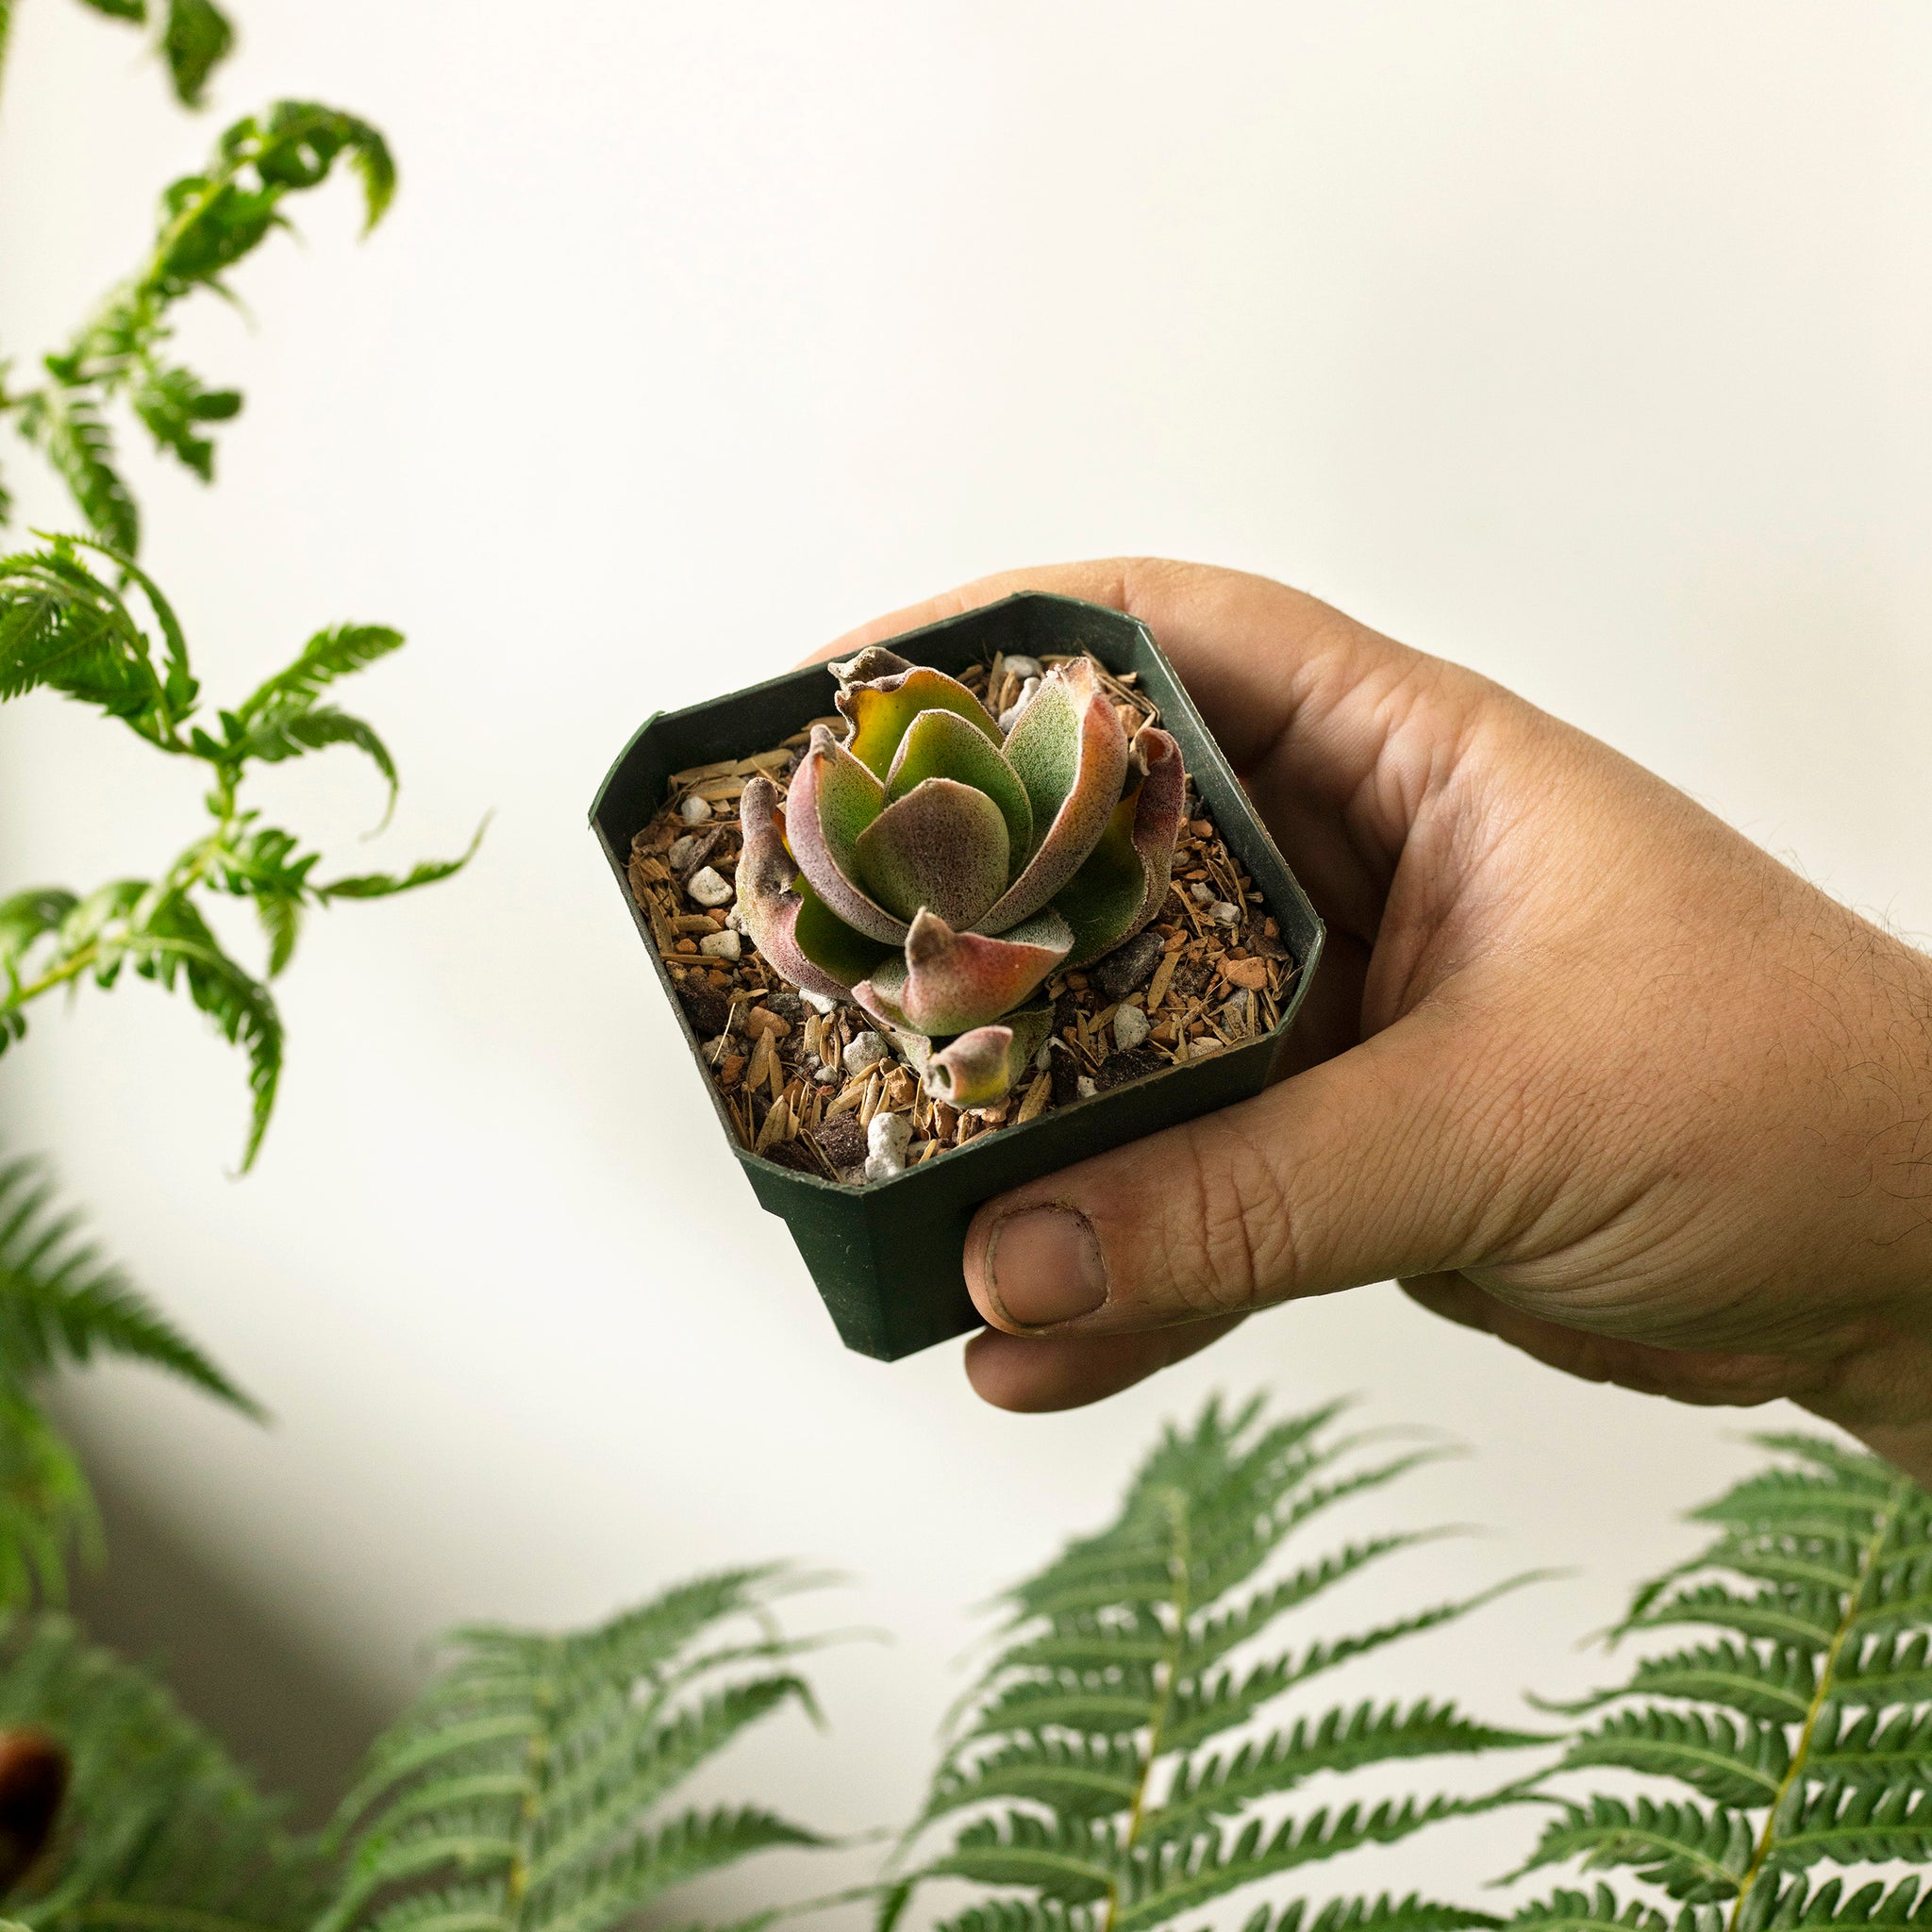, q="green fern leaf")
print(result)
[1557,1707,1788,1809]
[227,703,399,819]
[1764,1778,1932,1870]
[0,1152,257,1411]
[319,817,488,900]
[1830,1630,1932,1707]
[323,1571,831,1932]
[1506,1886,1674,1932]
[1804,1703,1932,1790]
[893,1398,1544,1932]
[1505,1796,1752,1904]
[1738,1874,1932,1930]
[0,1610,329,1923]
[1257,1895,1506,1932]
[15,391,139,553]
[129,359,242,478]
[159,0,233,105]
[237,622,403,721]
